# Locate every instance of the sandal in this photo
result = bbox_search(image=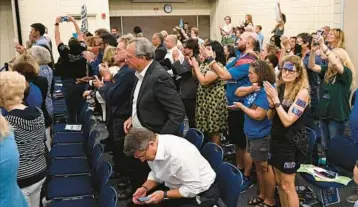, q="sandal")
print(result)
[255,202,276,207]
[248,197,264,205]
